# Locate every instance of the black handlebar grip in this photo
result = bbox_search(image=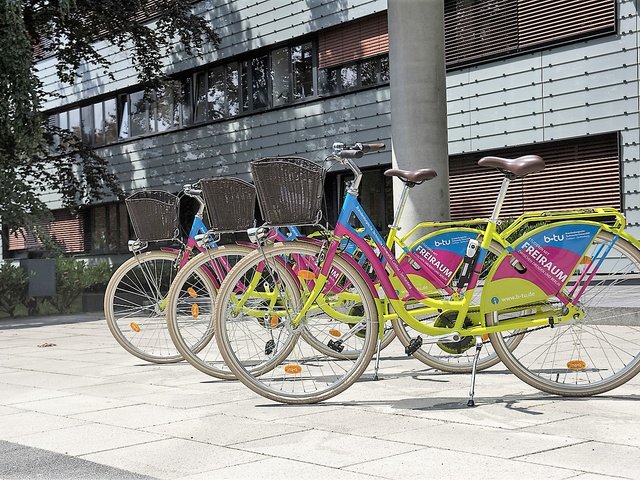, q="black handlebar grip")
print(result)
[340,150,365,159]
[359,143,386,153]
